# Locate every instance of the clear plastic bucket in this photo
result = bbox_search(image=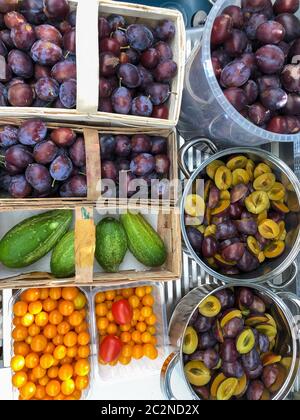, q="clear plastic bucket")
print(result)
[178,0,300,147]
